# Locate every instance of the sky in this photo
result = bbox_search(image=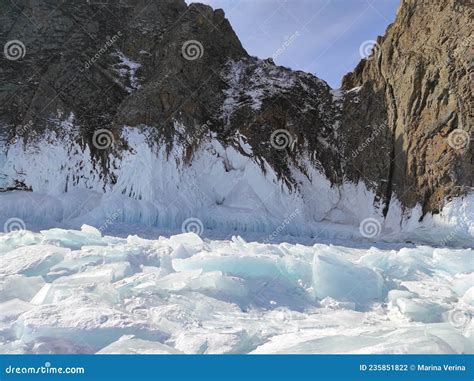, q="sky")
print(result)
[186,0,400,88]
